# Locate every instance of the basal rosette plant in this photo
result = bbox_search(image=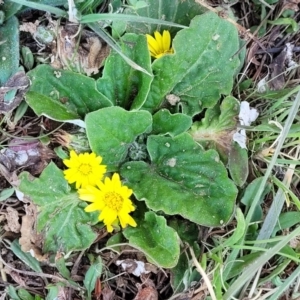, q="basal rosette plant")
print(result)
[19,10,243,269]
